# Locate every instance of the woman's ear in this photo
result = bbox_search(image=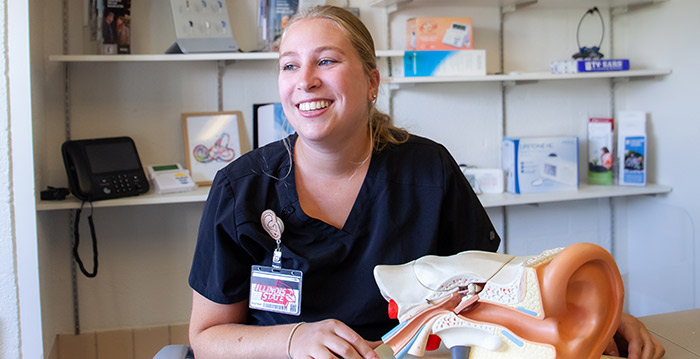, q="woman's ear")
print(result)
[368,68,380,101]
